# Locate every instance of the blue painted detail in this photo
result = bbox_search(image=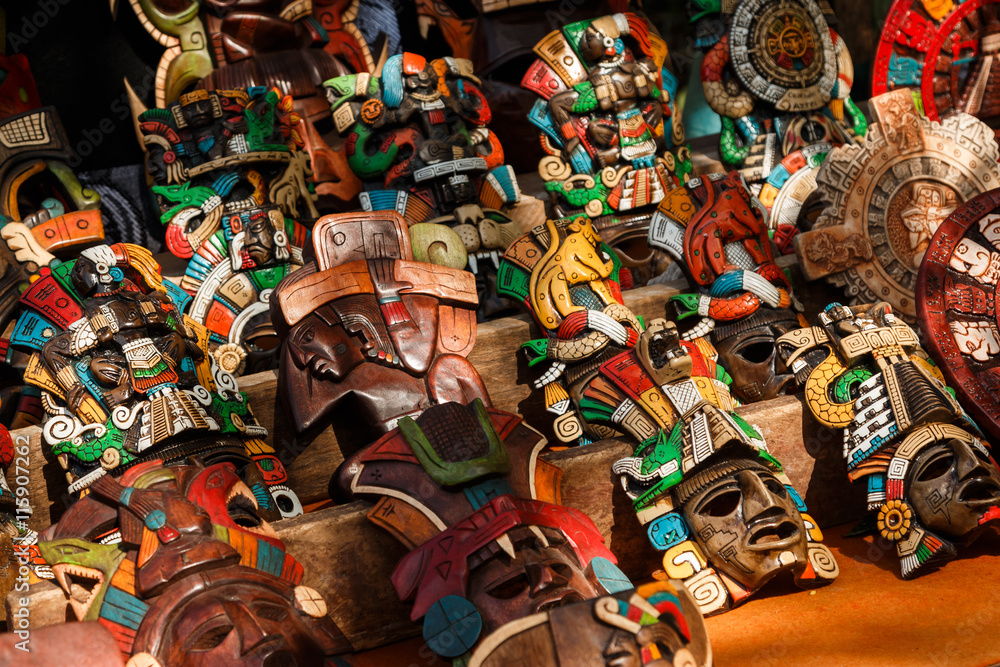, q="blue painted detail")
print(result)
[887,54,921,87]
[824,302,844,313]
[868,475,886,495]
[366,190,399,211]
[256,539,285,578]
[75,358,109,409]
[661,67,678,102]
[186,253,215,283]
[735,115,761,141]
[382,55,405,108]
[119,487,134,506]
[378,295,401,305]
[162,279,191,314]
[9,310,59,352]
[847,423,899,469]
[211,171,240,197]
[632,155,655,168]
[41,198,65,218]
[456,78,467,98]
[710,271,744,296]
[100,587,149,630]
[252,482,273,510]
[488,166,518,202]
[422,595,482,658]
[786,485,807,512]
[528,99,563,145]
[590,556,632,593]
[569,143,594,175]
[463,479,512,510]
[577,435,594,447]
[197,136,216,154]
[305,16,329,43]
[247,86,267,99]
[646,512,689,551]
[146,509,167,530]
[109,267,124,282]
[209,332,227,345]
[614,38,625,54]
[767,164,792,189]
